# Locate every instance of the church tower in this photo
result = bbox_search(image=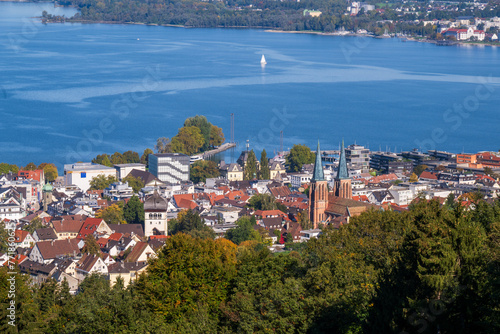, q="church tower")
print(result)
[309,141,328,228]
[333,140,352,199]
[144,189,168,237]
[42,182,53,212]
